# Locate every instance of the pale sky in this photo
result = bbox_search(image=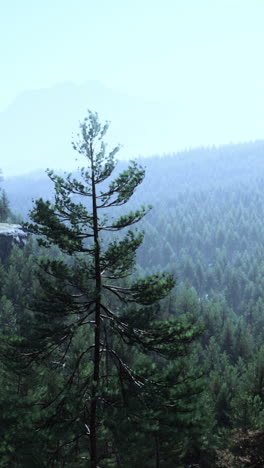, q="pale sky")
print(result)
[1,0,264,174]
